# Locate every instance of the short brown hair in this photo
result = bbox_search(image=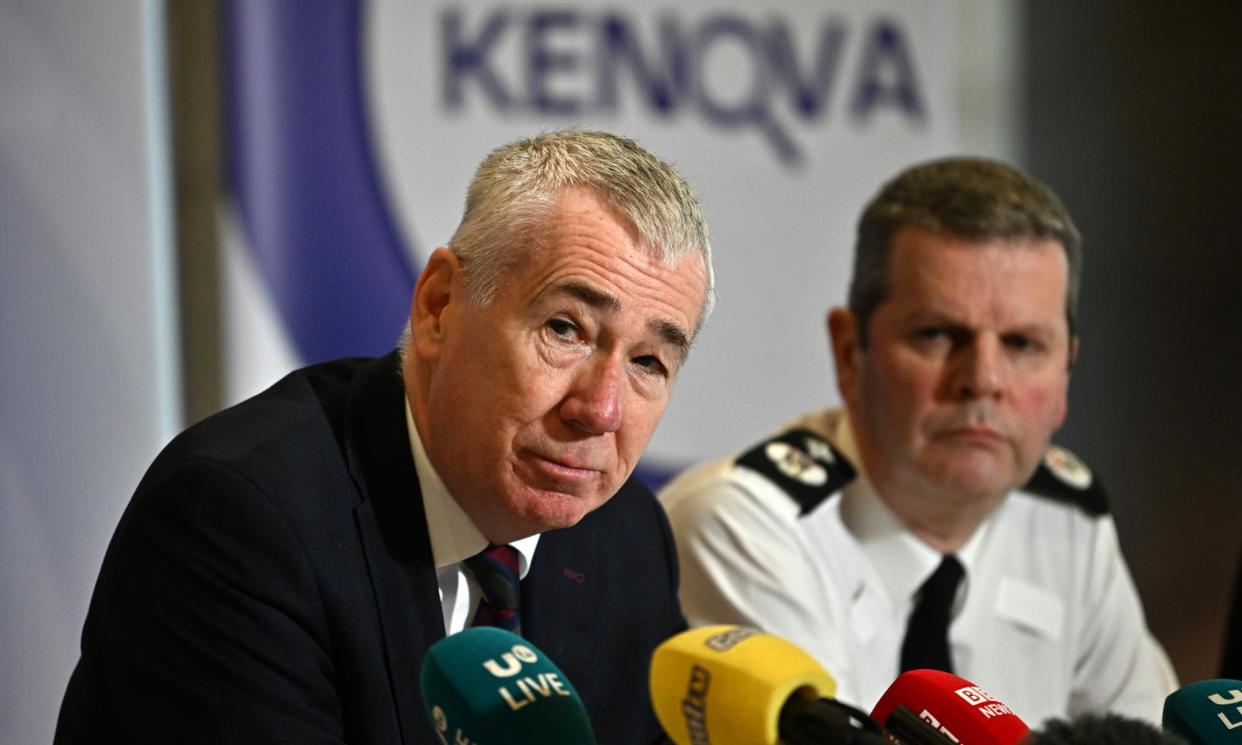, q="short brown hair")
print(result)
[849,157,1081,344]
